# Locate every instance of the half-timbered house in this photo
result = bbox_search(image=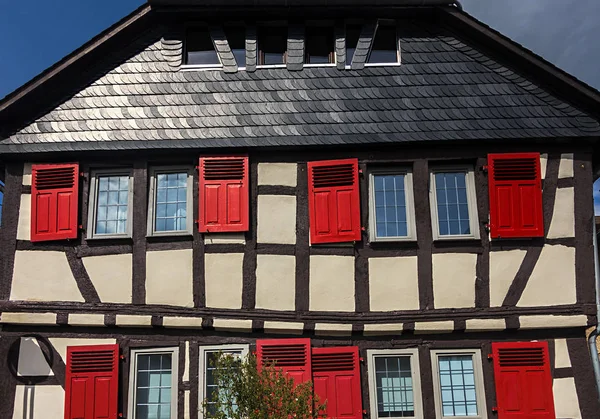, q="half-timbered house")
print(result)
[1,0,600,418]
